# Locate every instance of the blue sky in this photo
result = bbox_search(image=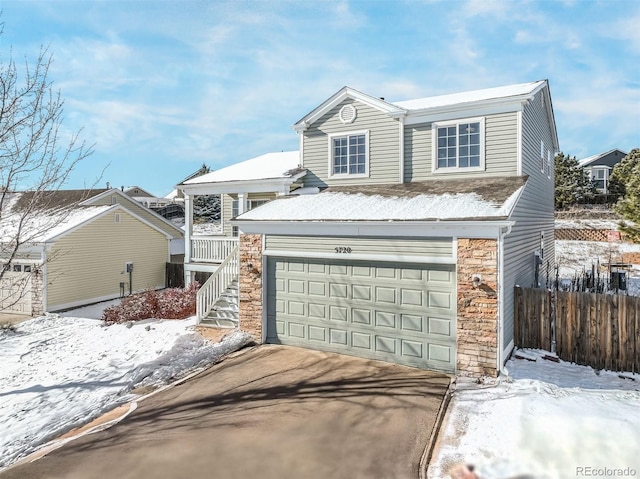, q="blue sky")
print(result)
[1,0,638,196]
